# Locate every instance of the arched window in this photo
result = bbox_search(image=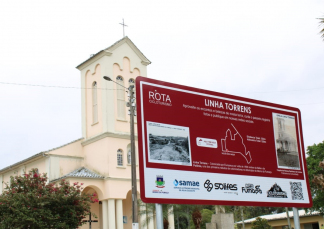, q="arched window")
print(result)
[116,76,125,119]
[117,149,123,166]
[92,81,98,123]
[129,78,135,86]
